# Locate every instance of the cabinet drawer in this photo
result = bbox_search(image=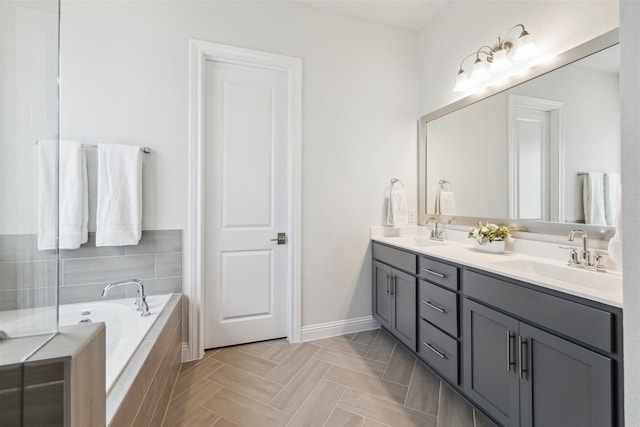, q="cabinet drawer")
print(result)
[419,280,457,337]
[419,257,458,290]
[419,319,458,384]
[463,270,614,353]
[373,243,416,274]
